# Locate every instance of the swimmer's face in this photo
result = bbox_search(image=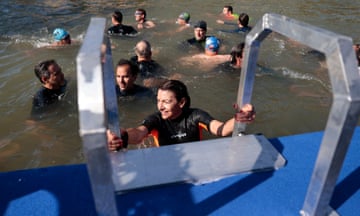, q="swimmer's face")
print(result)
[194,27,206,41]
[157,89,185,120]
[116,64,136,92]
[45,63,65,89]
[135,11,144,22]
[176,18,186,25]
